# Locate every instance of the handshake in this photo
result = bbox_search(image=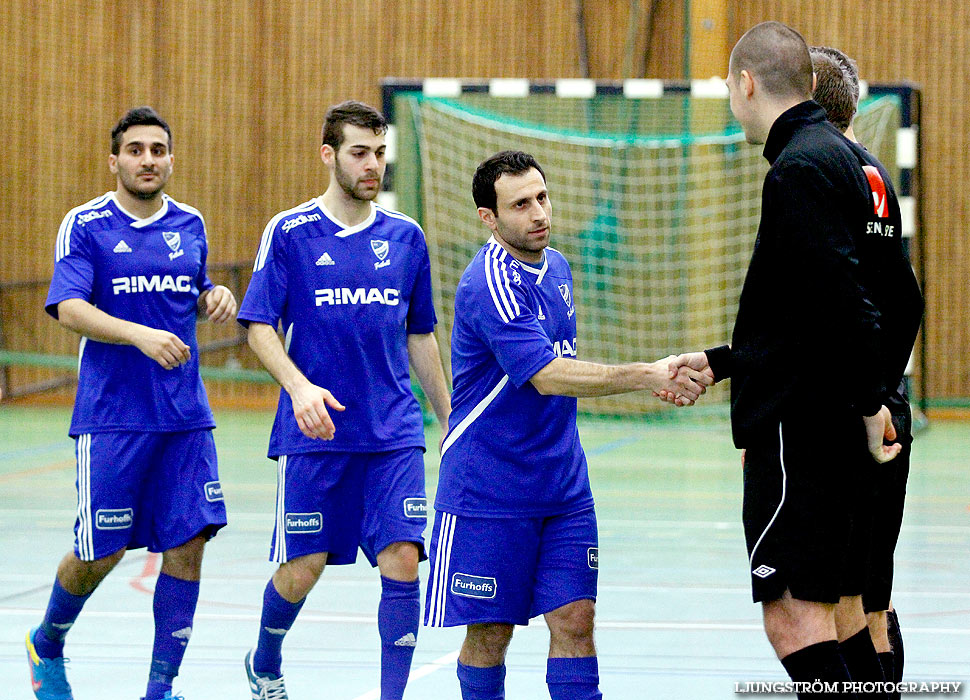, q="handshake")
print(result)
[652,351,715,407]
